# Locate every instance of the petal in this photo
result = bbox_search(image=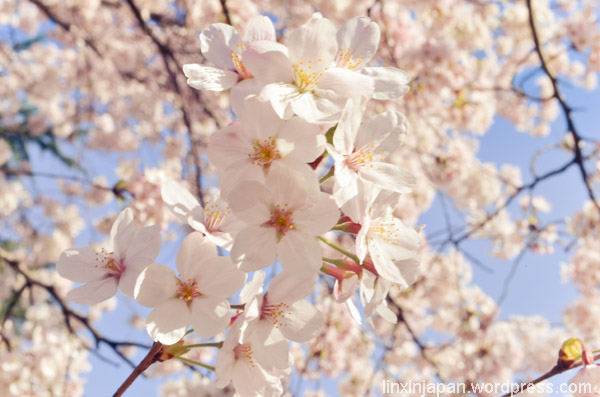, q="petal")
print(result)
[125,224,161,262]
[195,256,246,298]
[278,231,322,275]
[146,299,190,345]
[332,166,359,208]
[207,124,253,171]
[200,23,242,69]
[336,17,380,66]
[231,226,278,272]
[57,247,106,283]
[279,300,323,342]
[243,41,293,84]
[215,349,236,388]
[294,192,339,235]
[111,208,135,259]
[277,116,325,162]
[359,162,415,194]
[230,78,264,116]
[318,68,374,101]
[289,91,340,124]
[267,271,317,304]
[355,110,408,156]
[232,357,270,396]
[361,67,410,100]
[176,232,218,278]
[288,15,337,67]
[238,96,286,140]
[161,180,202,224]
[266,166,310,210]
[258,83,298,120]
[182,64,239,91]
[134,263,177,307]
[190,297,231,338]
[332,98,361,154]
[239,271,266,305]
[66,277,118,305]
[243,15,276,42]
[119,259,151,298]
[249,322,289,370]
[227,180,271,225]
